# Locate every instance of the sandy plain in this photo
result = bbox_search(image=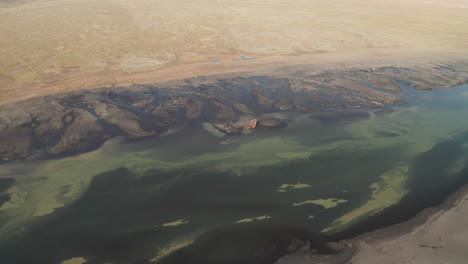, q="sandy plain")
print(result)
[1,0,468,104]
